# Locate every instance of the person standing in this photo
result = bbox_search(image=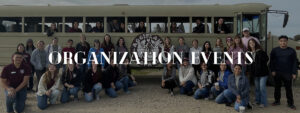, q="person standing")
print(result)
[270,35,297,110]
[241,28,260,50]
[1,52,31,113]
[25,39,35,91]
